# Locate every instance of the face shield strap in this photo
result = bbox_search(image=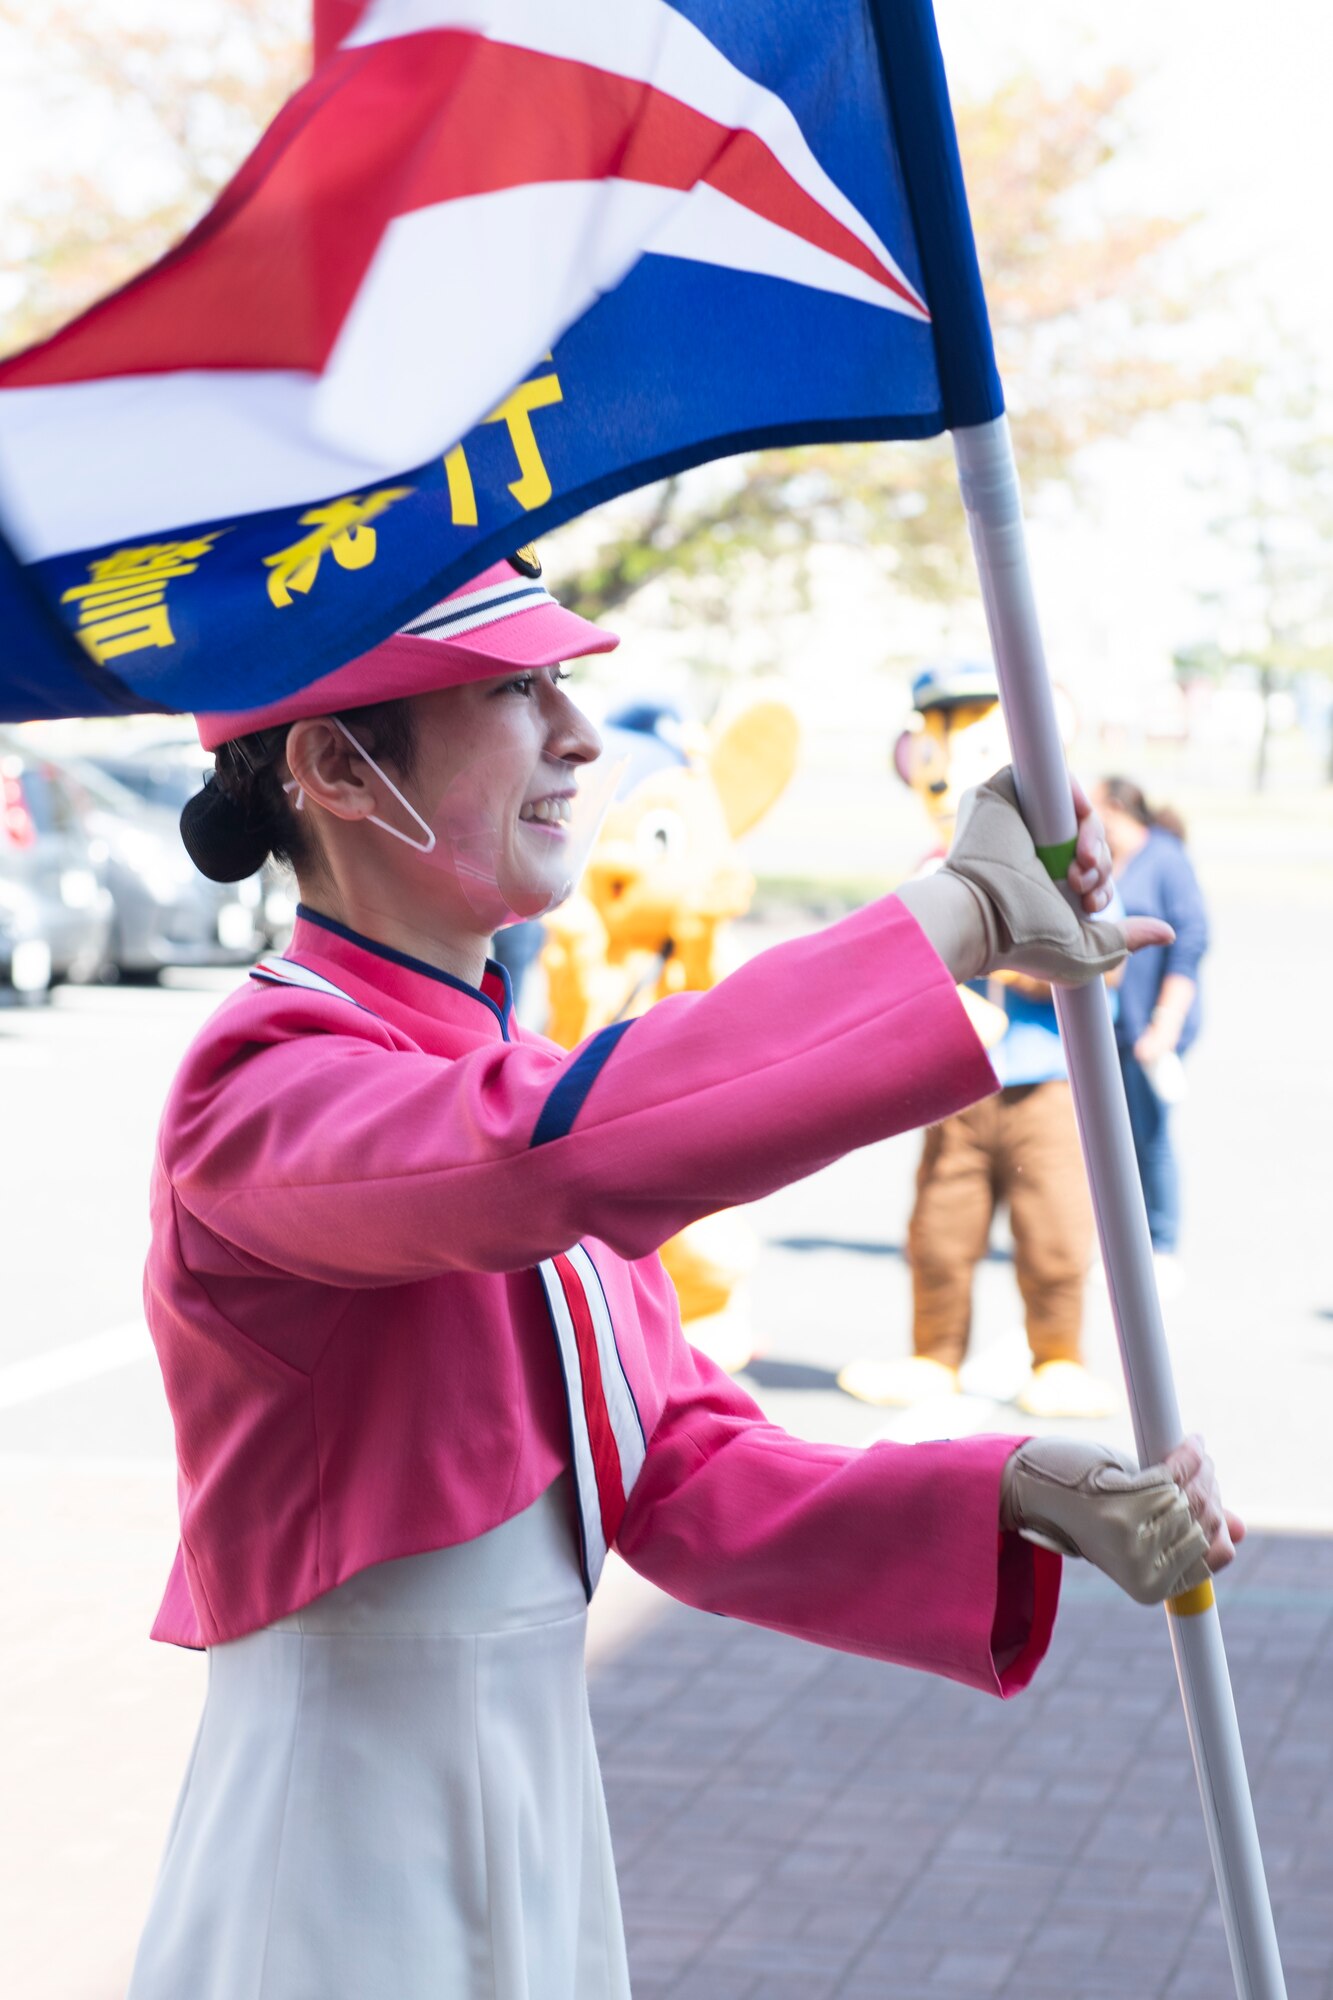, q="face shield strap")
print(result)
[331,716,437,855]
